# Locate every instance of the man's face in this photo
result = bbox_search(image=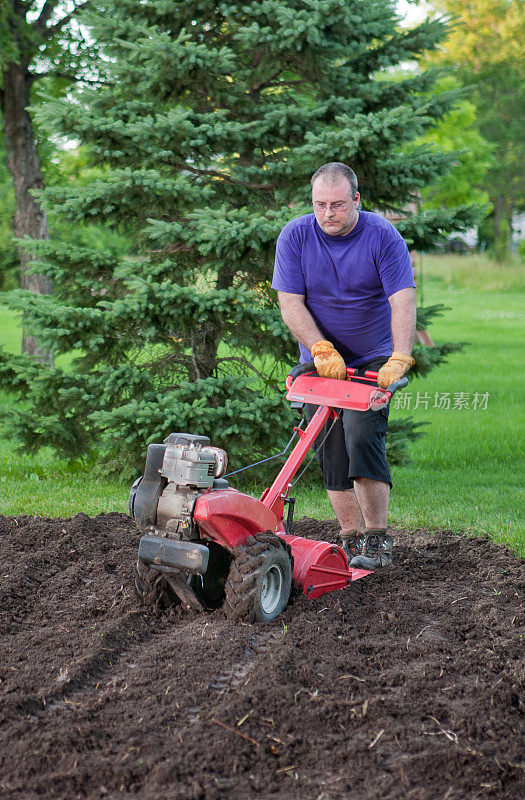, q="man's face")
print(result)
[311,177,360,236]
